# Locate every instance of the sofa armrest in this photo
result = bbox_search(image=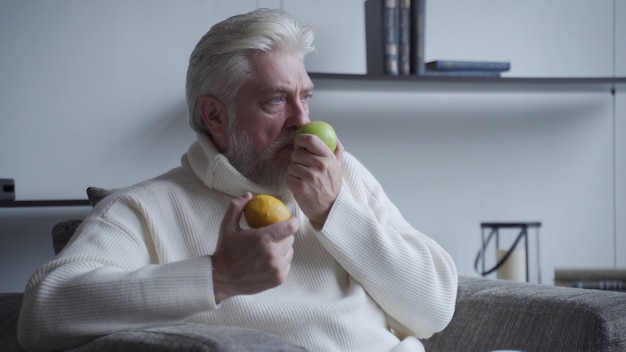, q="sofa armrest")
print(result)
[423,276,626,352]
[66,323,307,352]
